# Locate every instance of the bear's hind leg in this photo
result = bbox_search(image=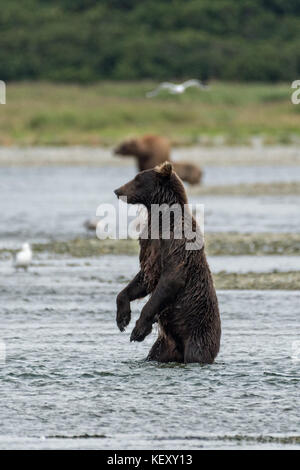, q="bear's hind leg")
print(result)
[184,337,216,364]
[147,336,183,363]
